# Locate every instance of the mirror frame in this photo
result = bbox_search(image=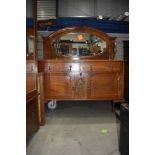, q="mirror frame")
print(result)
[43,26,116,59]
